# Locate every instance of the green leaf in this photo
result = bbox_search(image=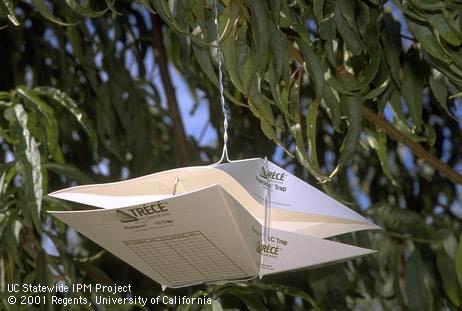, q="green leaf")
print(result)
[352,51,382,91]
[215,284,270,310]
[337,0,356,29]
[335,4,366,55]
[322,85,342,132]
[365,128,397,185]
[456,233,462,289]
[402,62,423,132]
[450,91,462,99]
[221,6,244,93]
[0,165,6,198]
[251,282,319,310]
[193,45,219,87]
[381,24,401,86]
[65,0,107,18]
[296,38,324,99]
[429,69,454,118]
[5,104,43,230]
[16,86,63,163]
[436,249,462,306]
[372,204,430,238]
[0,163,14,196]
[2,0,19,26]
[242,49,256,94]
[426,12,462,46]
[291,122,329,182]
[306,100,320,169]
[34,87,98,159]
[319,14,336,40]
[32,0,77,26]
[249,0,270,70]
[247,80,275,125]
[104,0,120,15]
[43,163,94,184]
[269,23,288,81]
[391,242,407,306]
[330,94,363,178]
[151,0,207,46]
[409,0,445,11]
[364,78,390,100]
[408,20,450,63]
[313,0,324,22]
[436,229,459,259]
[2,218,21,271]
[0,91,10,100]
[405,249,433,310]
